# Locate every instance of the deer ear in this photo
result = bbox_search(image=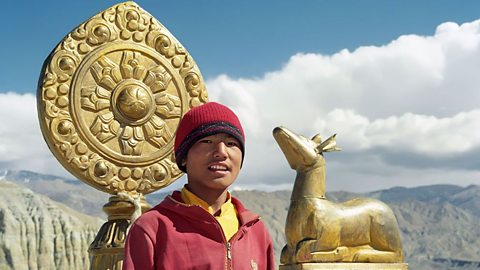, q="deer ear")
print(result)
[312,133,322,144]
